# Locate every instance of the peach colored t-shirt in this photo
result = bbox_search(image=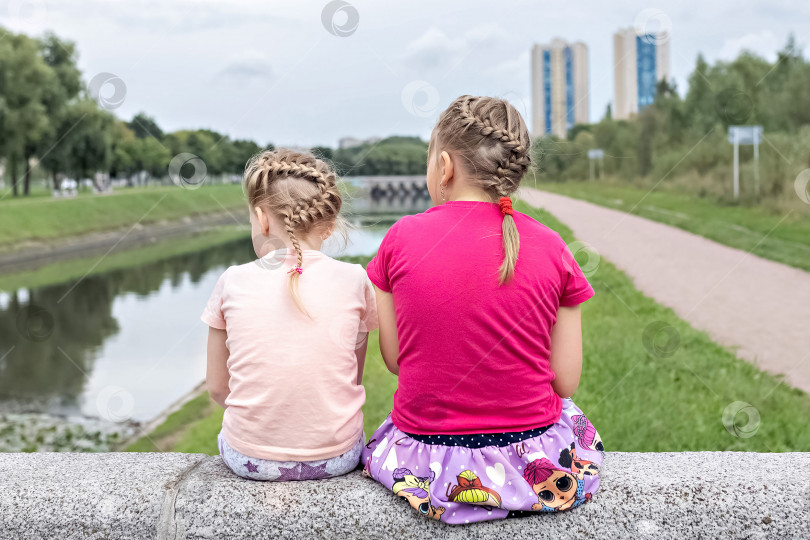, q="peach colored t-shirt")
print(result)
[201,249,378,461]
